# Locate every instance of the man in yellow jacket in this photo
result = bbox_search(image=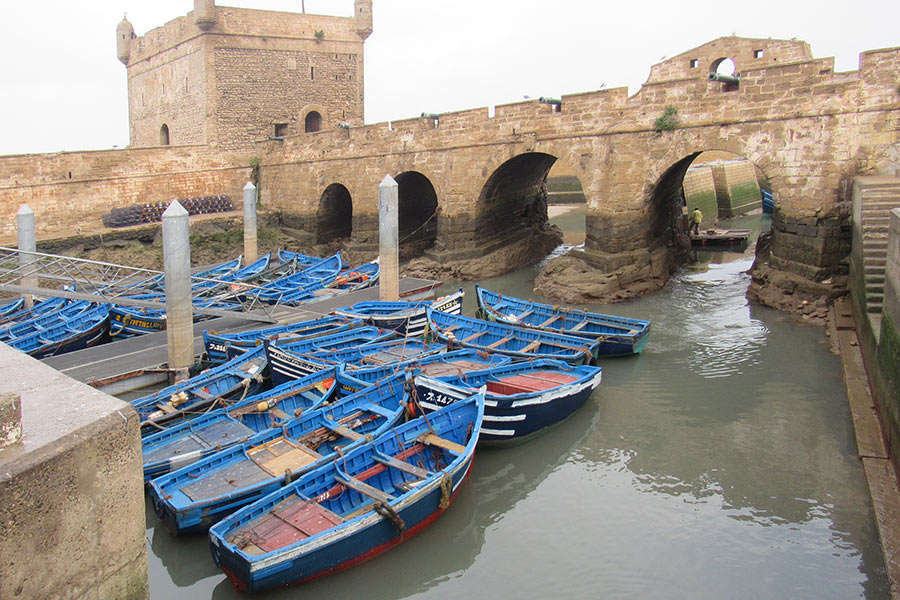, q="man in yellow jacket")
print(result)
[690,207,703,236]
